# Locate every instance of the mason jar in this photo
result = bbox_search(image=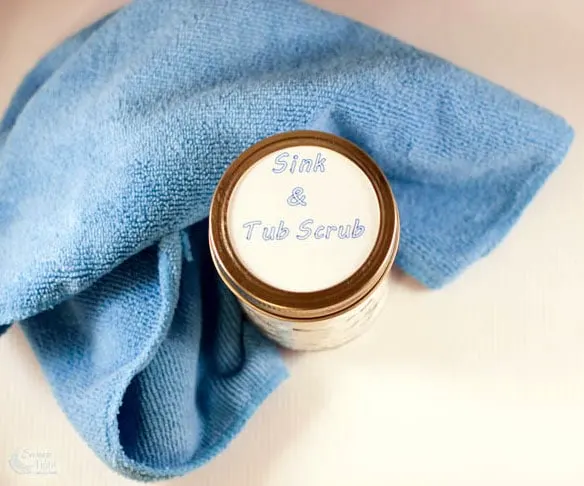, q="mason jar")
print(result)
[209,130,400,351]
